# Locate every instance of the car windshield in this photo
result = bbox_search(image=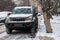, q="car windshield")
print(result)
[13,8,32,14]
